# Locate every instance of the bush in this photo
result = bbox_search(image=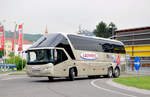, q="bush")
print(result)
[9,52,15,57]
[6,56,26,70]
[0,50,6,58]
